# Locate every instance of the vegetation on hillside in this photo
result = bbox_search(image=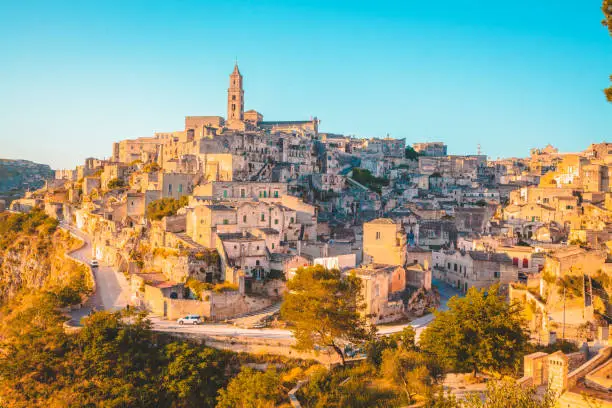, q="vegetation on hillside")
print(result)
[107,177,126,189]
[146,196,189,221]
[351,168,389,194]
[281,265,370,365]
[0,209,91,305]
[405,146,421,160]
[419,285,528,376]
